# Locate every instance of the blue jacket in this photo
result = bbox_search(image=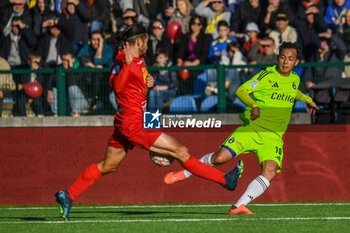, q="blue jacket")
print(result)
[324,0,350,31]
[77,42,113,67]
[208,38,235,64]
